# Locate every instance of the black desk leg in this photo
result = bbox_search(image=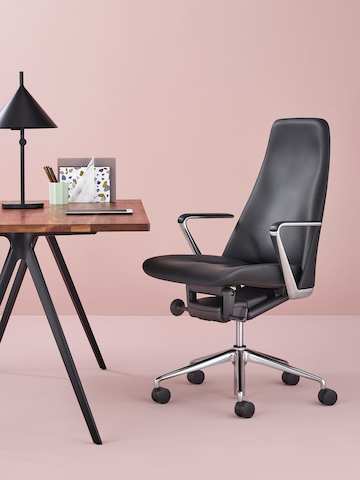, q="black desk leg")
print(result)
[0,248,18,304]
[25,245,102,445]
[46,236,106,370]
[0,238,38,343]
[0,260,27,342]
